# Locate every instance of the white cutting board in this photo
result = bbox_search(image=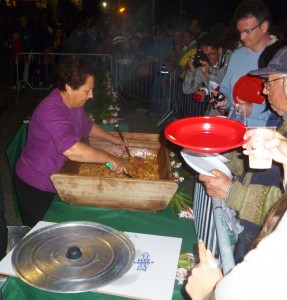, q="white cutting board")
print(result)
[0,221,182,300]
